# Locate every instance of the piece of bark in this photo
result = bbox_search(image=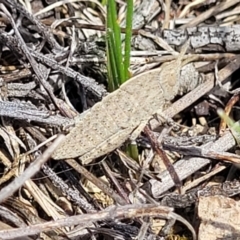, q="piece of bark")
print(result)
[198,195,240,240]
